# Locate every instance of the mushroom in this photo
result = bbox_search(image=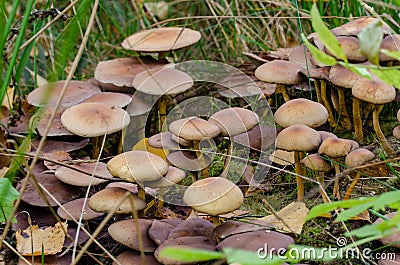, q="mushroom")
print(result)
[343,148,375,199]
[276,124,322,201]
[113,250,160,265]
[274,98,328,128]
[57,198,104,221]
[325,36,367,62]
[255,60,305,102]
[352,77,396,154]
[379,34,400,65]
[268,149,295,167]
[83,92,132,108]
[167,218,214,240]
[318,138,352,199]
[29,107,74,137]
[302,154,332,202]
[61,102,130,158]
[330,17,393,36]
[373,212,400,249]
[148,219,182,246]
[183,177,244,226]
